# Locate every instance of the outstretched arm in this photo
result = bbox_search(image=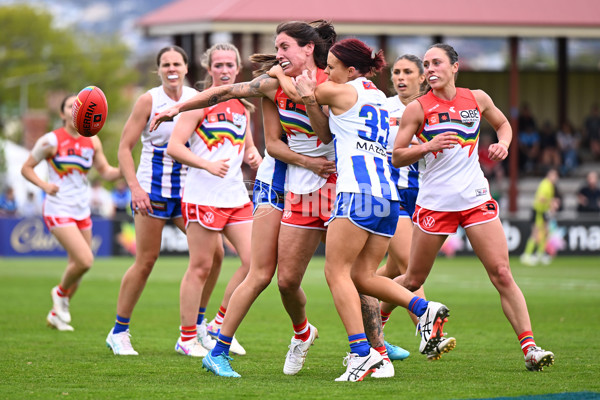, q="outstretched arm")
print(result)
[150,74,280,131]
